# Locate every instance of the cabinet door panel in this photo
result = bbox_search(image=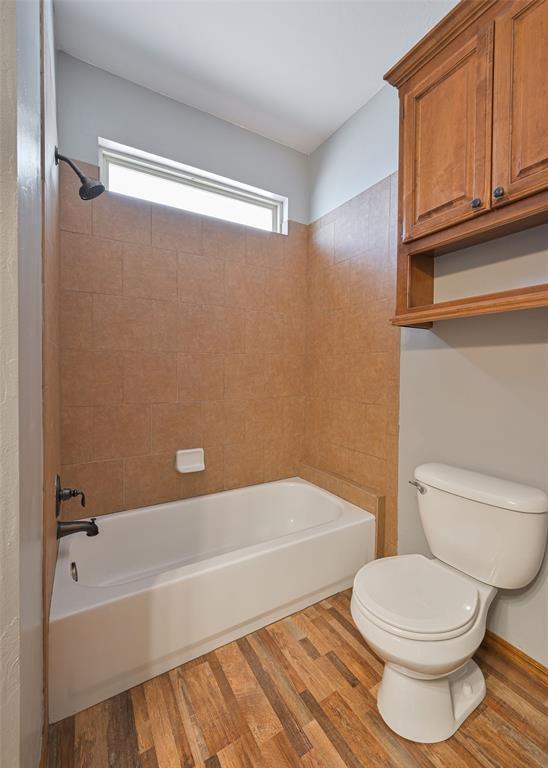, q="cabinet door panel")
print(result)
[492,0,548,205]
[401,30,493,242]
